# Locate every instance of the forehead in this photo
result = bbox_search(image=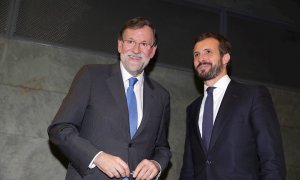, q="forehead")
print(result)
[122,26,154,41]
[194,38,220,51]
